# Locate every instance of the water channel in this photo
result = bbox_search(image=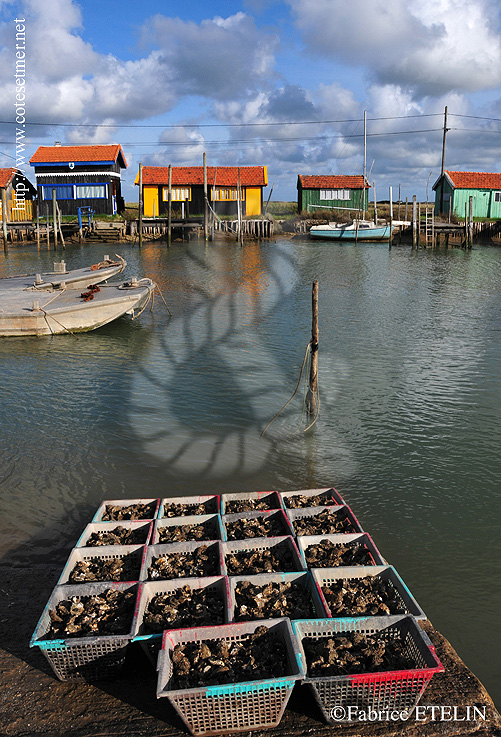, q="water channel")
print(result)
[0,237,499,708]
